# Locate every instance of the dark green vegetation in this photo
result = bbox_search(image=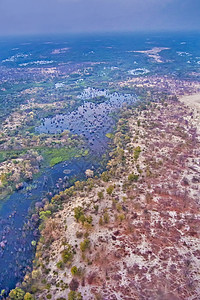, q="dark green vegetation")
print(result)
[8,288,35,300]
[0,127,88,198]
